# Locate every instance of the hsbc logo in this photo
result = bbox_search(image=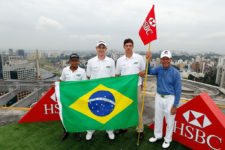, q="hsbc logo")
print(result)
[149,18,156,27]
[174,109,223,150]
[50,92,57,102]
[164,51,168,55]
[183,110,211,128]
[44,92,59,115]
